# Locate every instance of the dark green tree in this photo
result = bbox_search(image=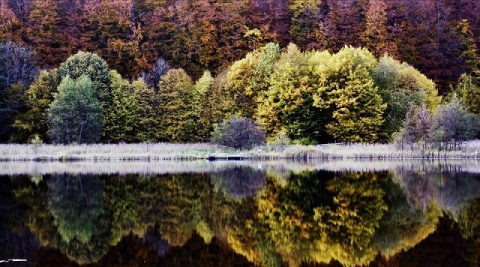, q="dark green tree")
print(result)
[47,75,104,144]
